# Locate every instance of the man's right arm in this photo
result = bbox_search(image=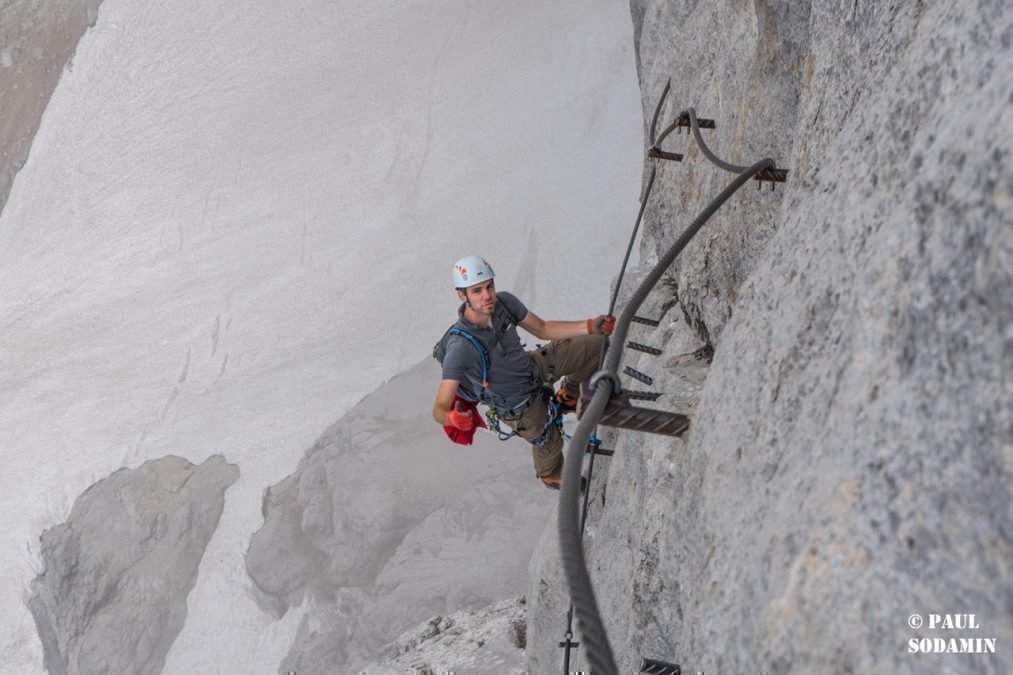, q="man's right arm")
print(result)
[433,379,461,425]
